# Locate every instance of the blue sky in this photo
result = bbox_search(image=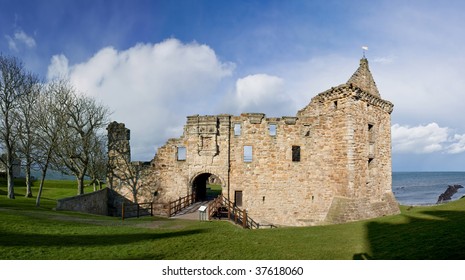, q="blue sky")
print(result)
[2,0,465,171]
